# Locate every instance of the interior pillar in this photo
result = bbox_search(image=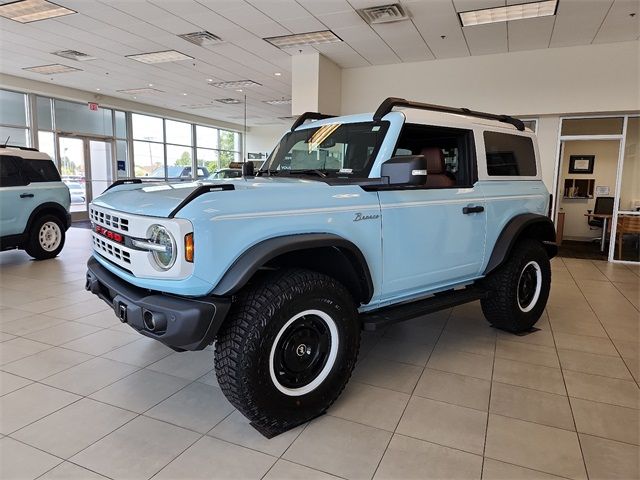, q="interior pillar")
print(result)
[291,53,342,116]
